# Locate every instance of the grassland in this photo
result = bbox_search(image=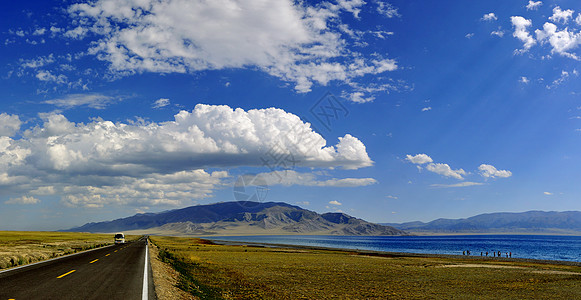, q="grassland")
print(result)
[150,236,581,299]
[0,231,132,270]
